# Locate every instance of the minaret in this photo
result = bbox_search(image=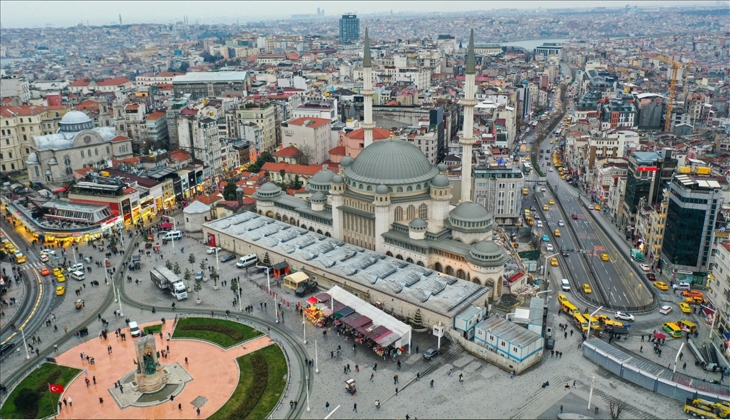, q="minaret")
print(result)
[460,28,478,203]
[361,27,376,148]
